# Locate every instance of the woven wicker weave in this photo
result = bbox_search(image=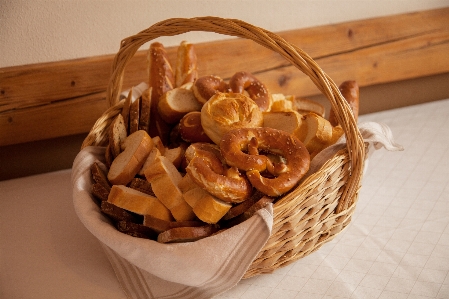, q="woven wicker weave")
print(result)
[81,17,366,279]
